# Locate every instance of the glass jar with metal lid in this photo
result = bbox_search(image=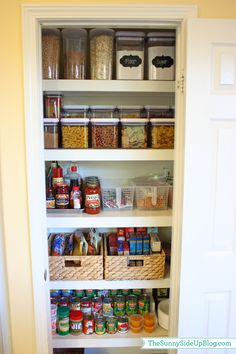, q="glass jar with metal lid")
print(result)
[115,31,145,80]
[147,31,175,80]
